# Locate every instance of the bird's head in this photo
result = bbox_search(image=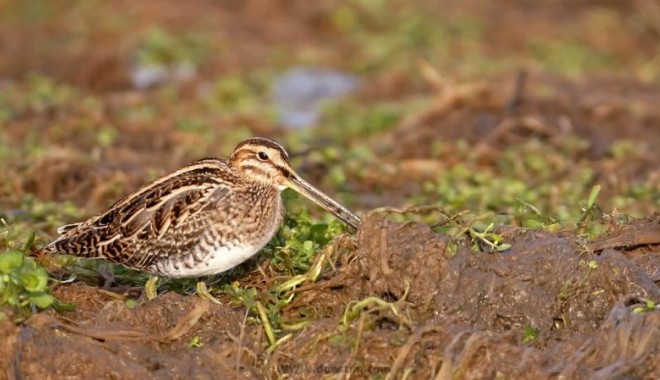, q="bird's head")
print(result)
[229,137,293,189]
[229,137,360,229]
